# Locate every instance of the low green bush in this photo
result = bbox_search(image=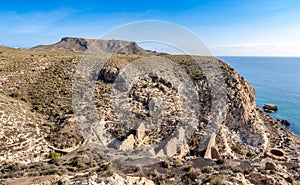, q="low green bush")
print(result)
[49,152,62,158]
[9,92,20,98]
